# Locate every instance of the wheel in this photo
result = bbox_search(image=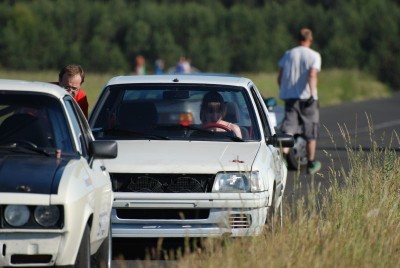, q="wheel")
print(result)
[265,186,276,232]
[75,225,91,268]
[286,135,307,170]
[265,205,275,232]
[92,222,112,268]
